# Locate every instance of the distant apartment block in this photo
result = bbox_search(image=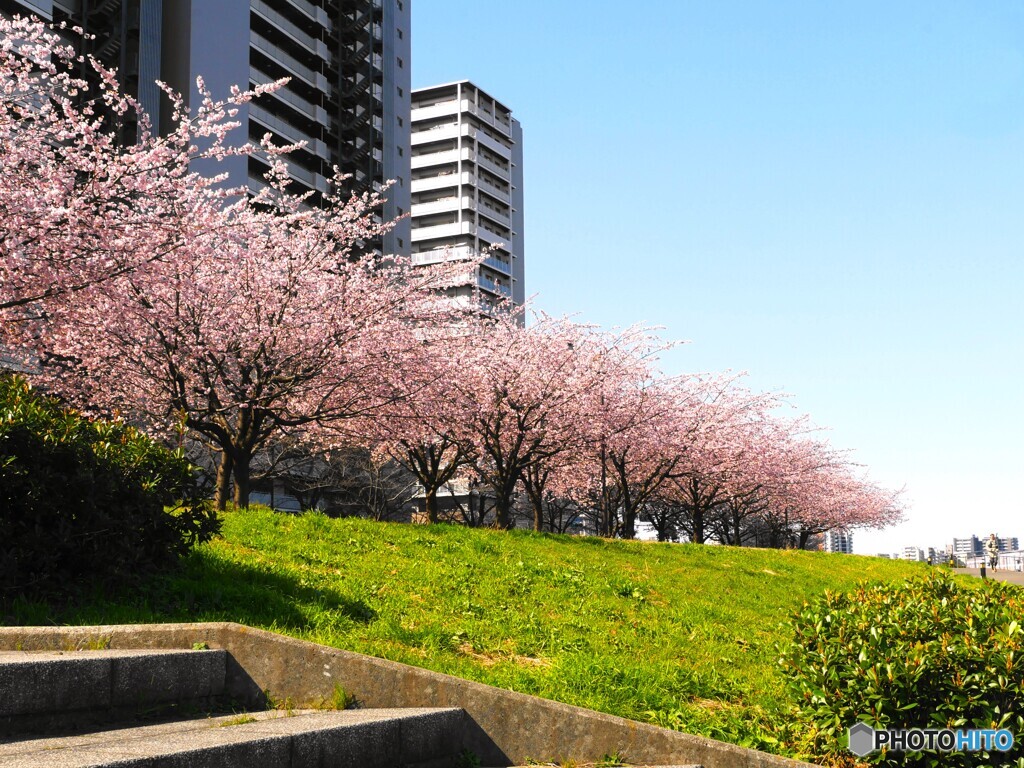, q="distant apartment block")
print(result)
[2,0,412,257]
[410,81,524,310]
[953,536,981,560]
[952,534,1018,560]
[902,546,925,562]
[822,530,853,554]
